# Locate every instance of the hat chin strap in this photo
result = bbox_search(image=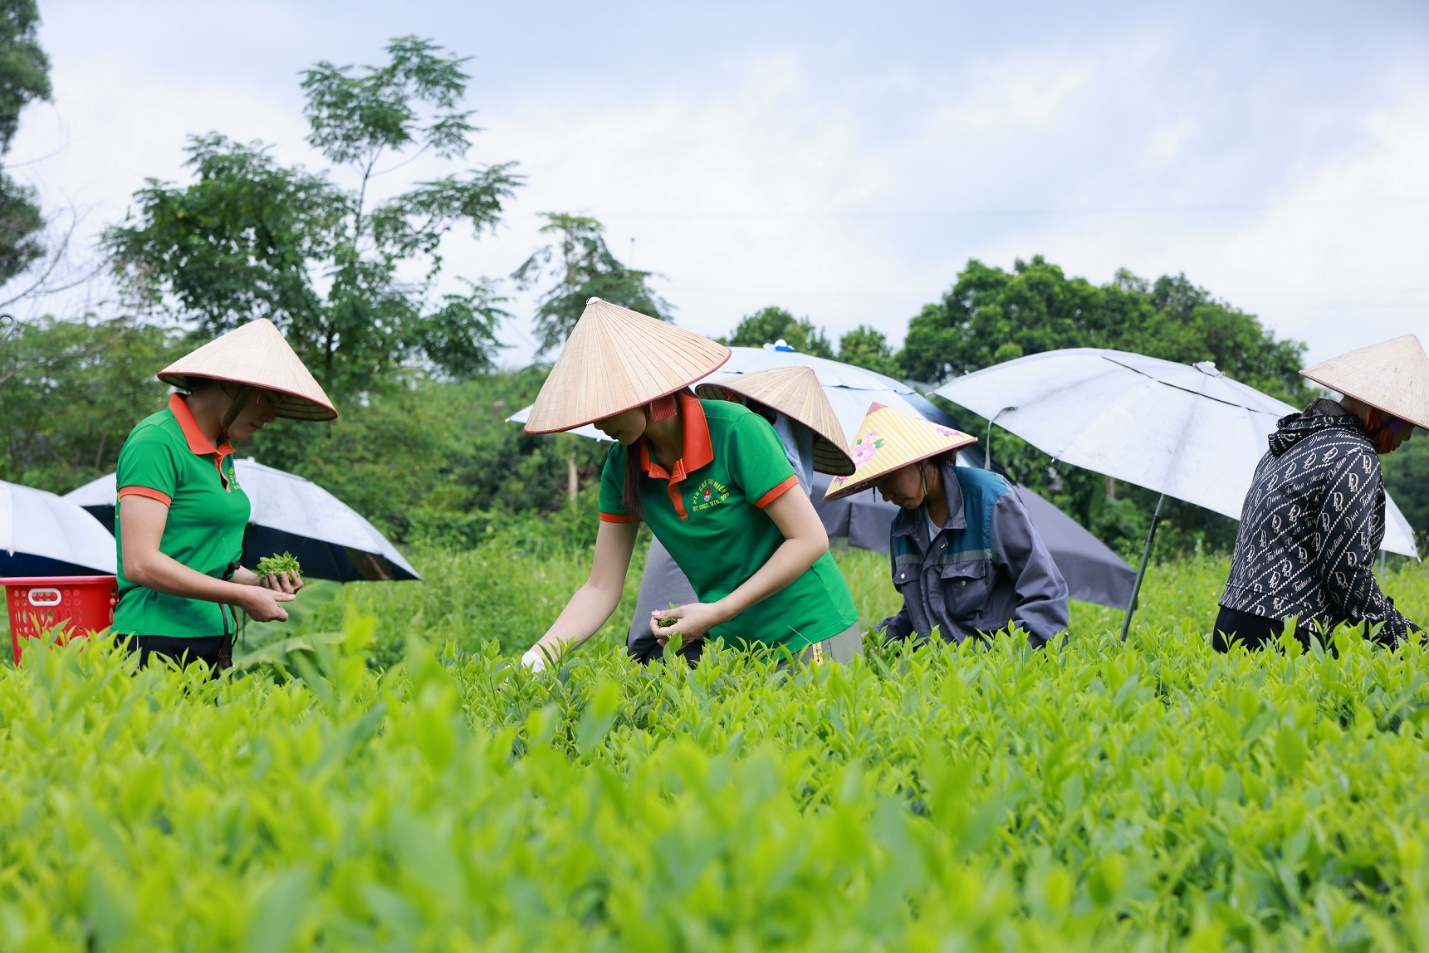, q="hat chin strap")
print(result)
[219,385,254,441]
